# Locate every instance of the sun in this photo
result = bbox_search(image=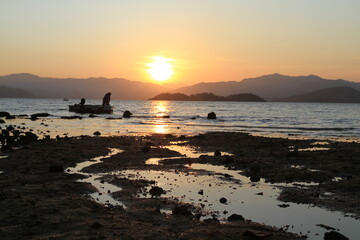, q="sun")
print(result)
[146,56,174,82]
